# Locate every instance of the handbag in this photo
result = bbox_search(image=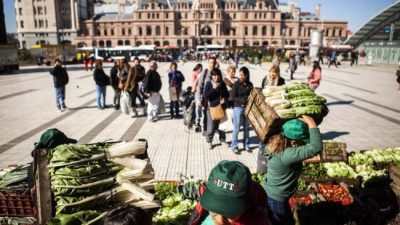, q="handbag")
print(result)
[210,104,226,121]
[120,91,131,115]
[169,86,178,101]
